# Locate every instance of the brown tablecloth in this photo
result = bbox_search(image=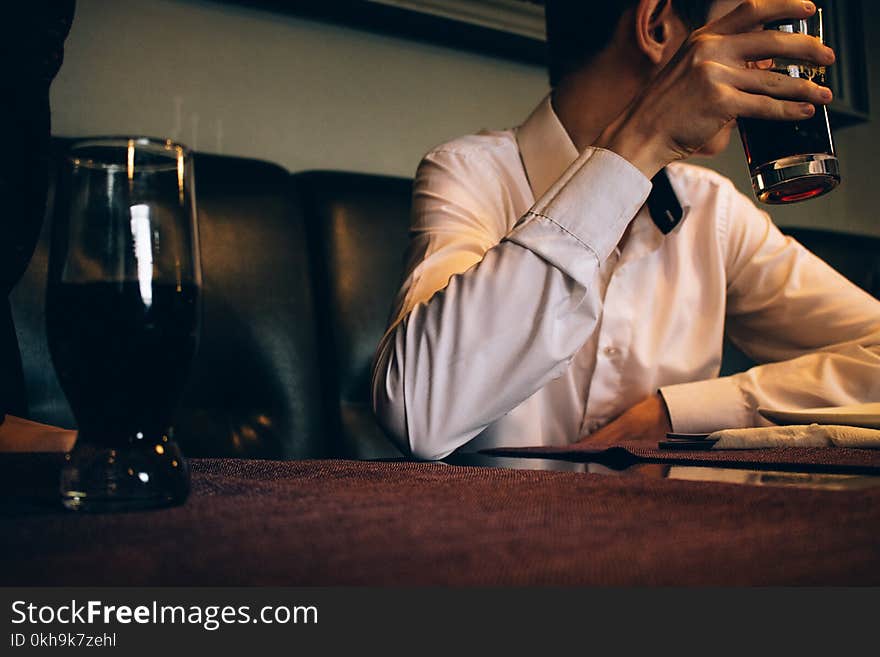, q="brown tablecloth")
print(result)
[481,440,880,474]
[1,455,879,586]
